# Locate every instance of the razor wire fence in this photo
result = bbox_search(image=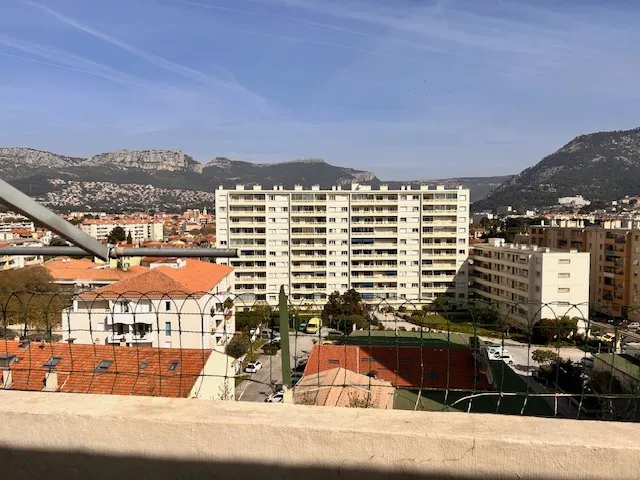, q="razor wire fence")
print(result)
[1,288,639,422]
